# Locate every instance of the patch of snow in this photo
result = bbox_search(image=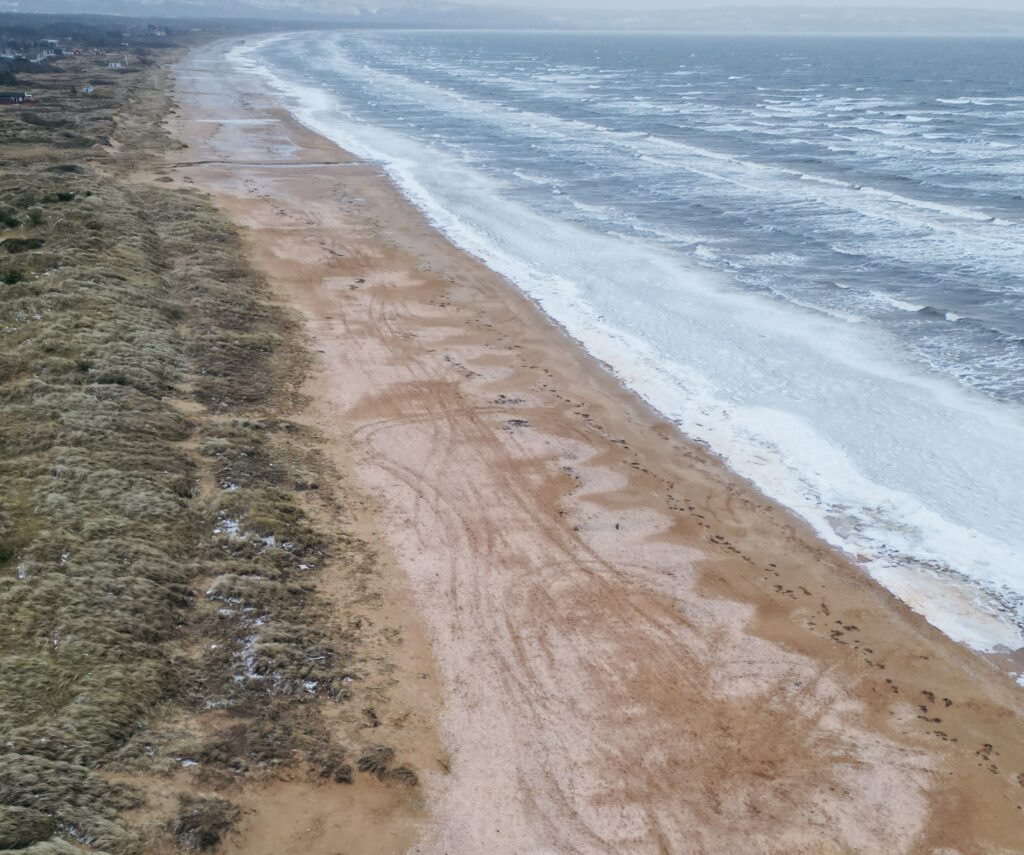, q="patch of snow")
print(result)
[213,517,242,538]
